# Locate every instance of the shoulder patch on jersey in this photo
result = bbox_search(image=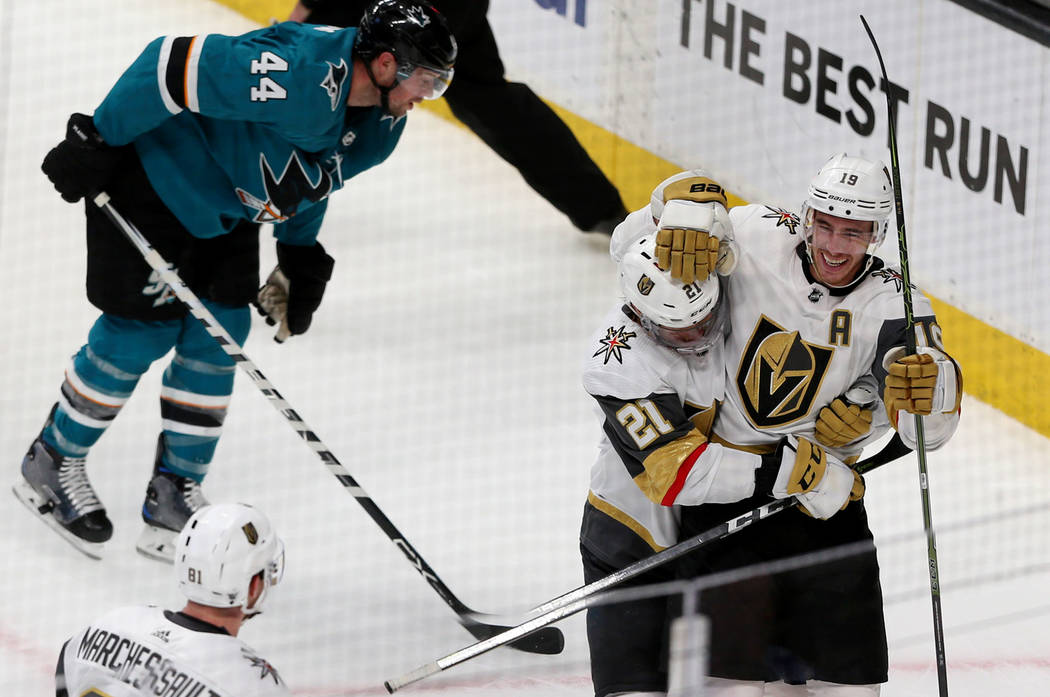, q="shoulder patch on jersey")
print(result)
[594,325,636,365]
[321,59,349,111]
[870,267,916,293]
[761,206,800,235]
[241,647,284,685]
